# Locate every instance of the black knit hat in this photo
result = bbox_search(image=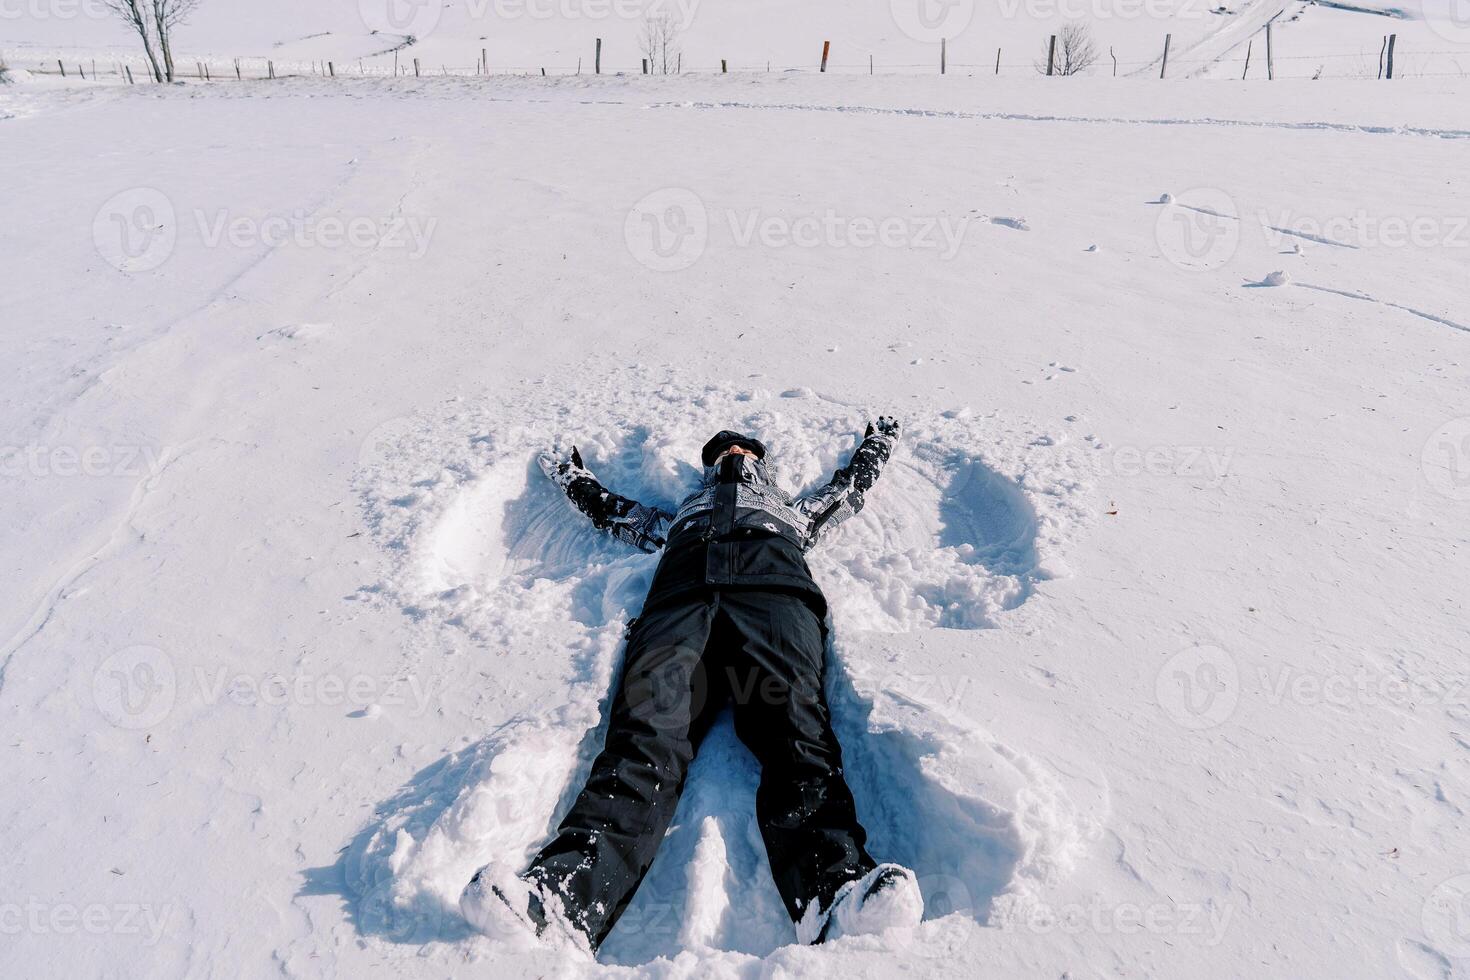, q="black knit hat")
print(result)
[701,430,767,466]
